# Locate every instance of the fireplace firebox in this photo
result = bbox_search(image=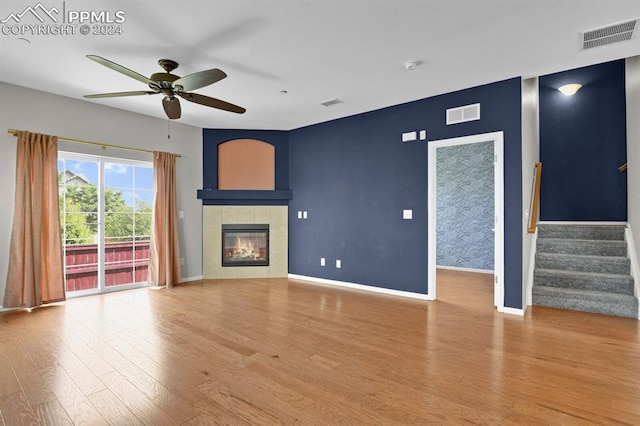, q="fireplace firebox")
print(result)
[221,224,269,267]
